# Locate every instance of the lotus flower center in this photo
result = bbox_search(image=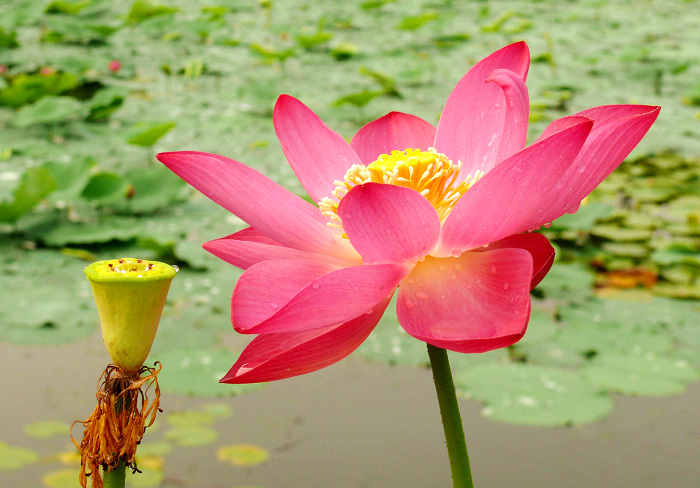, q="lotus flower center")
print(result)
[319,148,482,226]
